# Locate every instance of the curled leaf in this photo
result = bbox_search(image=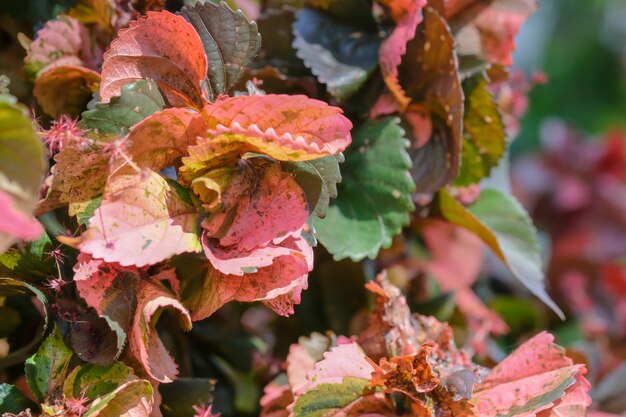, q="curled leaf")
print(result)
[130,281,192,383]
[100,11,207,107]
